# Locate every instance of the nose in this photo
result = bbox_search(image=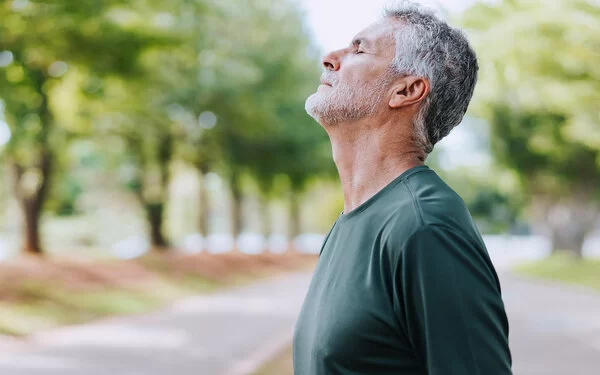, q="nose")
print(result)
[321,49,343,71]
